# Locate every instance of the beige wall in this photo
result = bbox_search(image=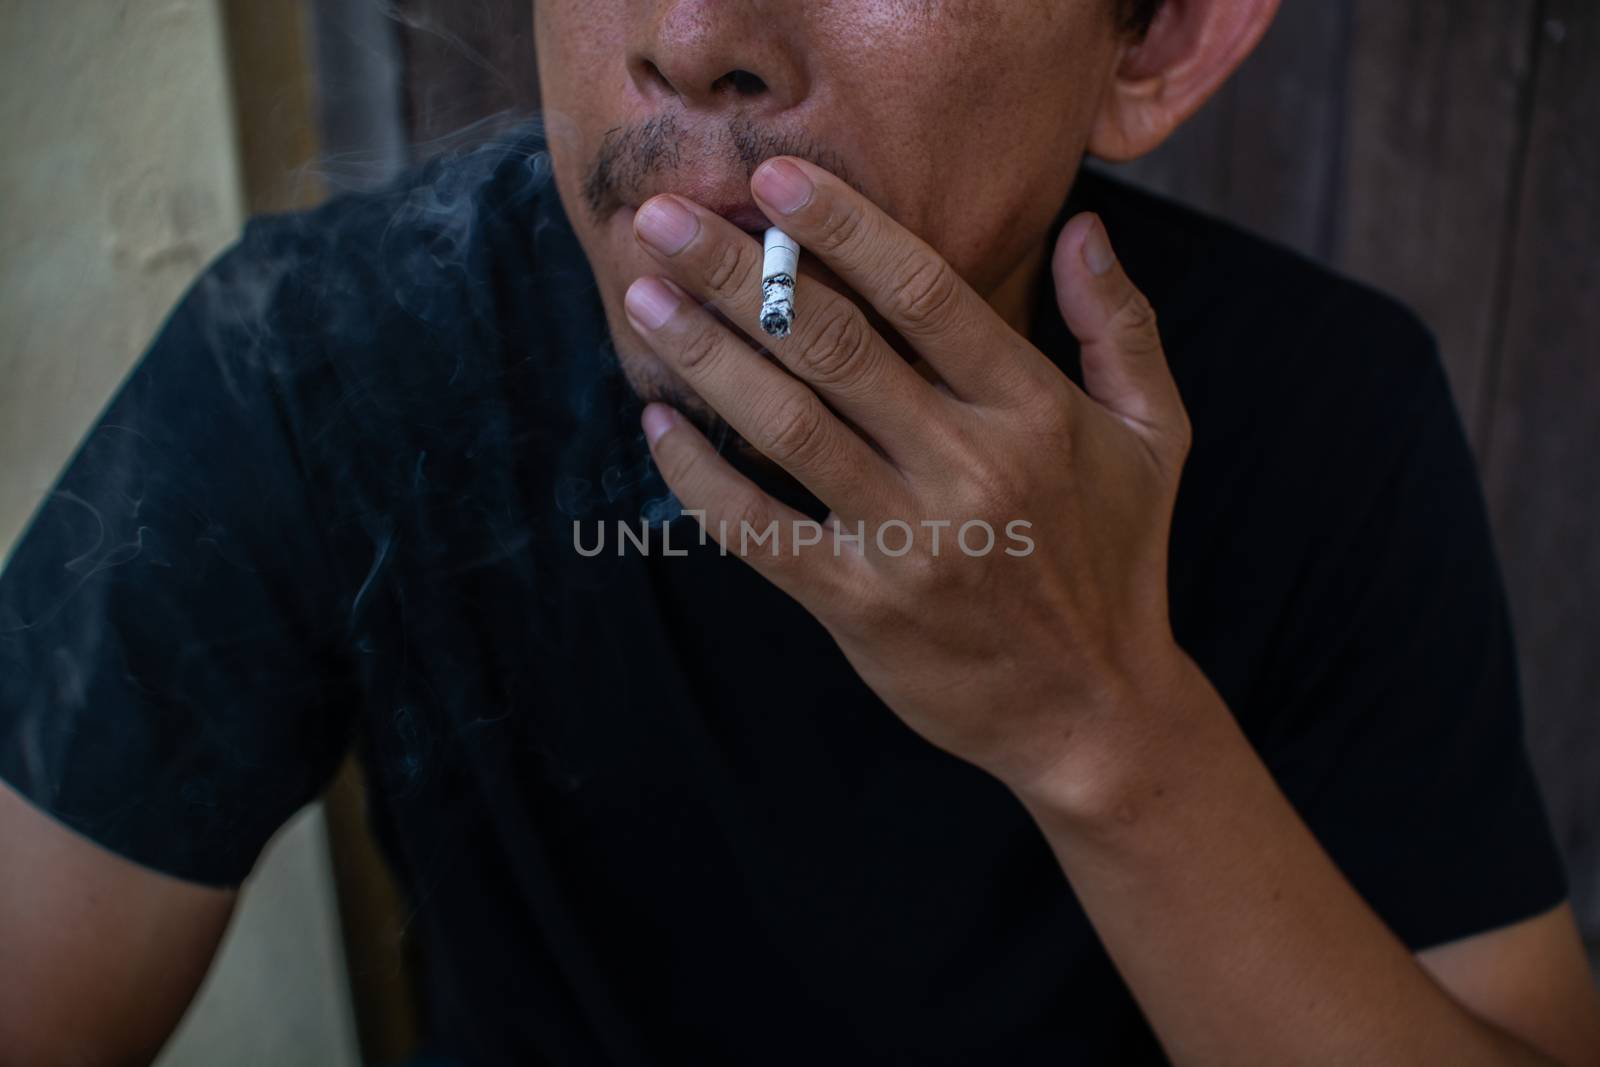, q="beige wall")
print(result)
[0,0,241,551]
[158,807,360,1067]
[0,2,358,1062]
